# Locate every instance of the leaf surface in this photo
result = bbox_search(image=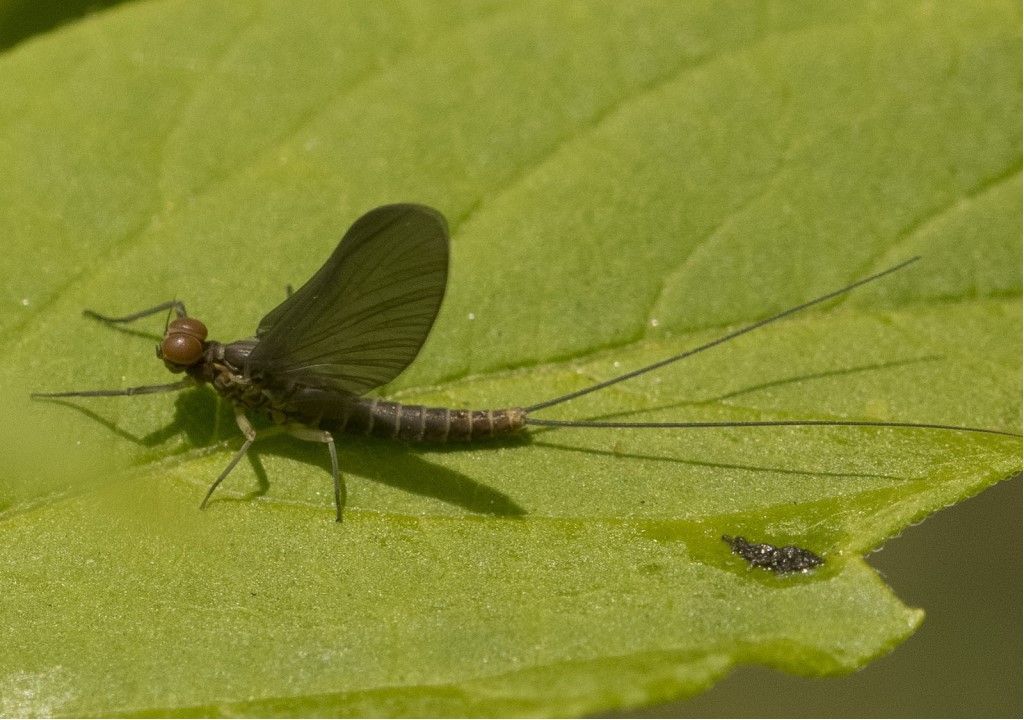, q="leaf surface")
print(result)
[0,1,1020,716]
